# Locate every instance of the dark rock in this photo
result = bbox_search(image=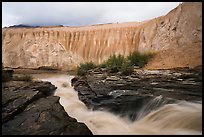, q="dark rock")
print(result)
[72,68,202,121]
[2,81,92,135]
[2,69,14,82]
[2,96,92,135]
[90,94,176,121]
